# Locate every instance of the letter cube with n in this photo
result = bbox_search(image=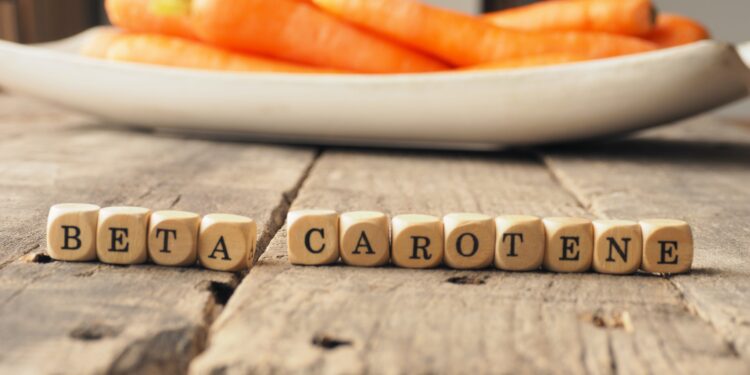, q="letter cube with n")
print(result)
[443,213,494,269]
[593,220,642,275]
[198,214,256,272]
[543,217,593,272]
[339,211,390,267]
[392,214,443,269]
[640,219,693,274]
[47,203,100,261]
[287,210,339,265]
[97,206,151,265]
[148,210,201,267]
[494,215,545,271]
